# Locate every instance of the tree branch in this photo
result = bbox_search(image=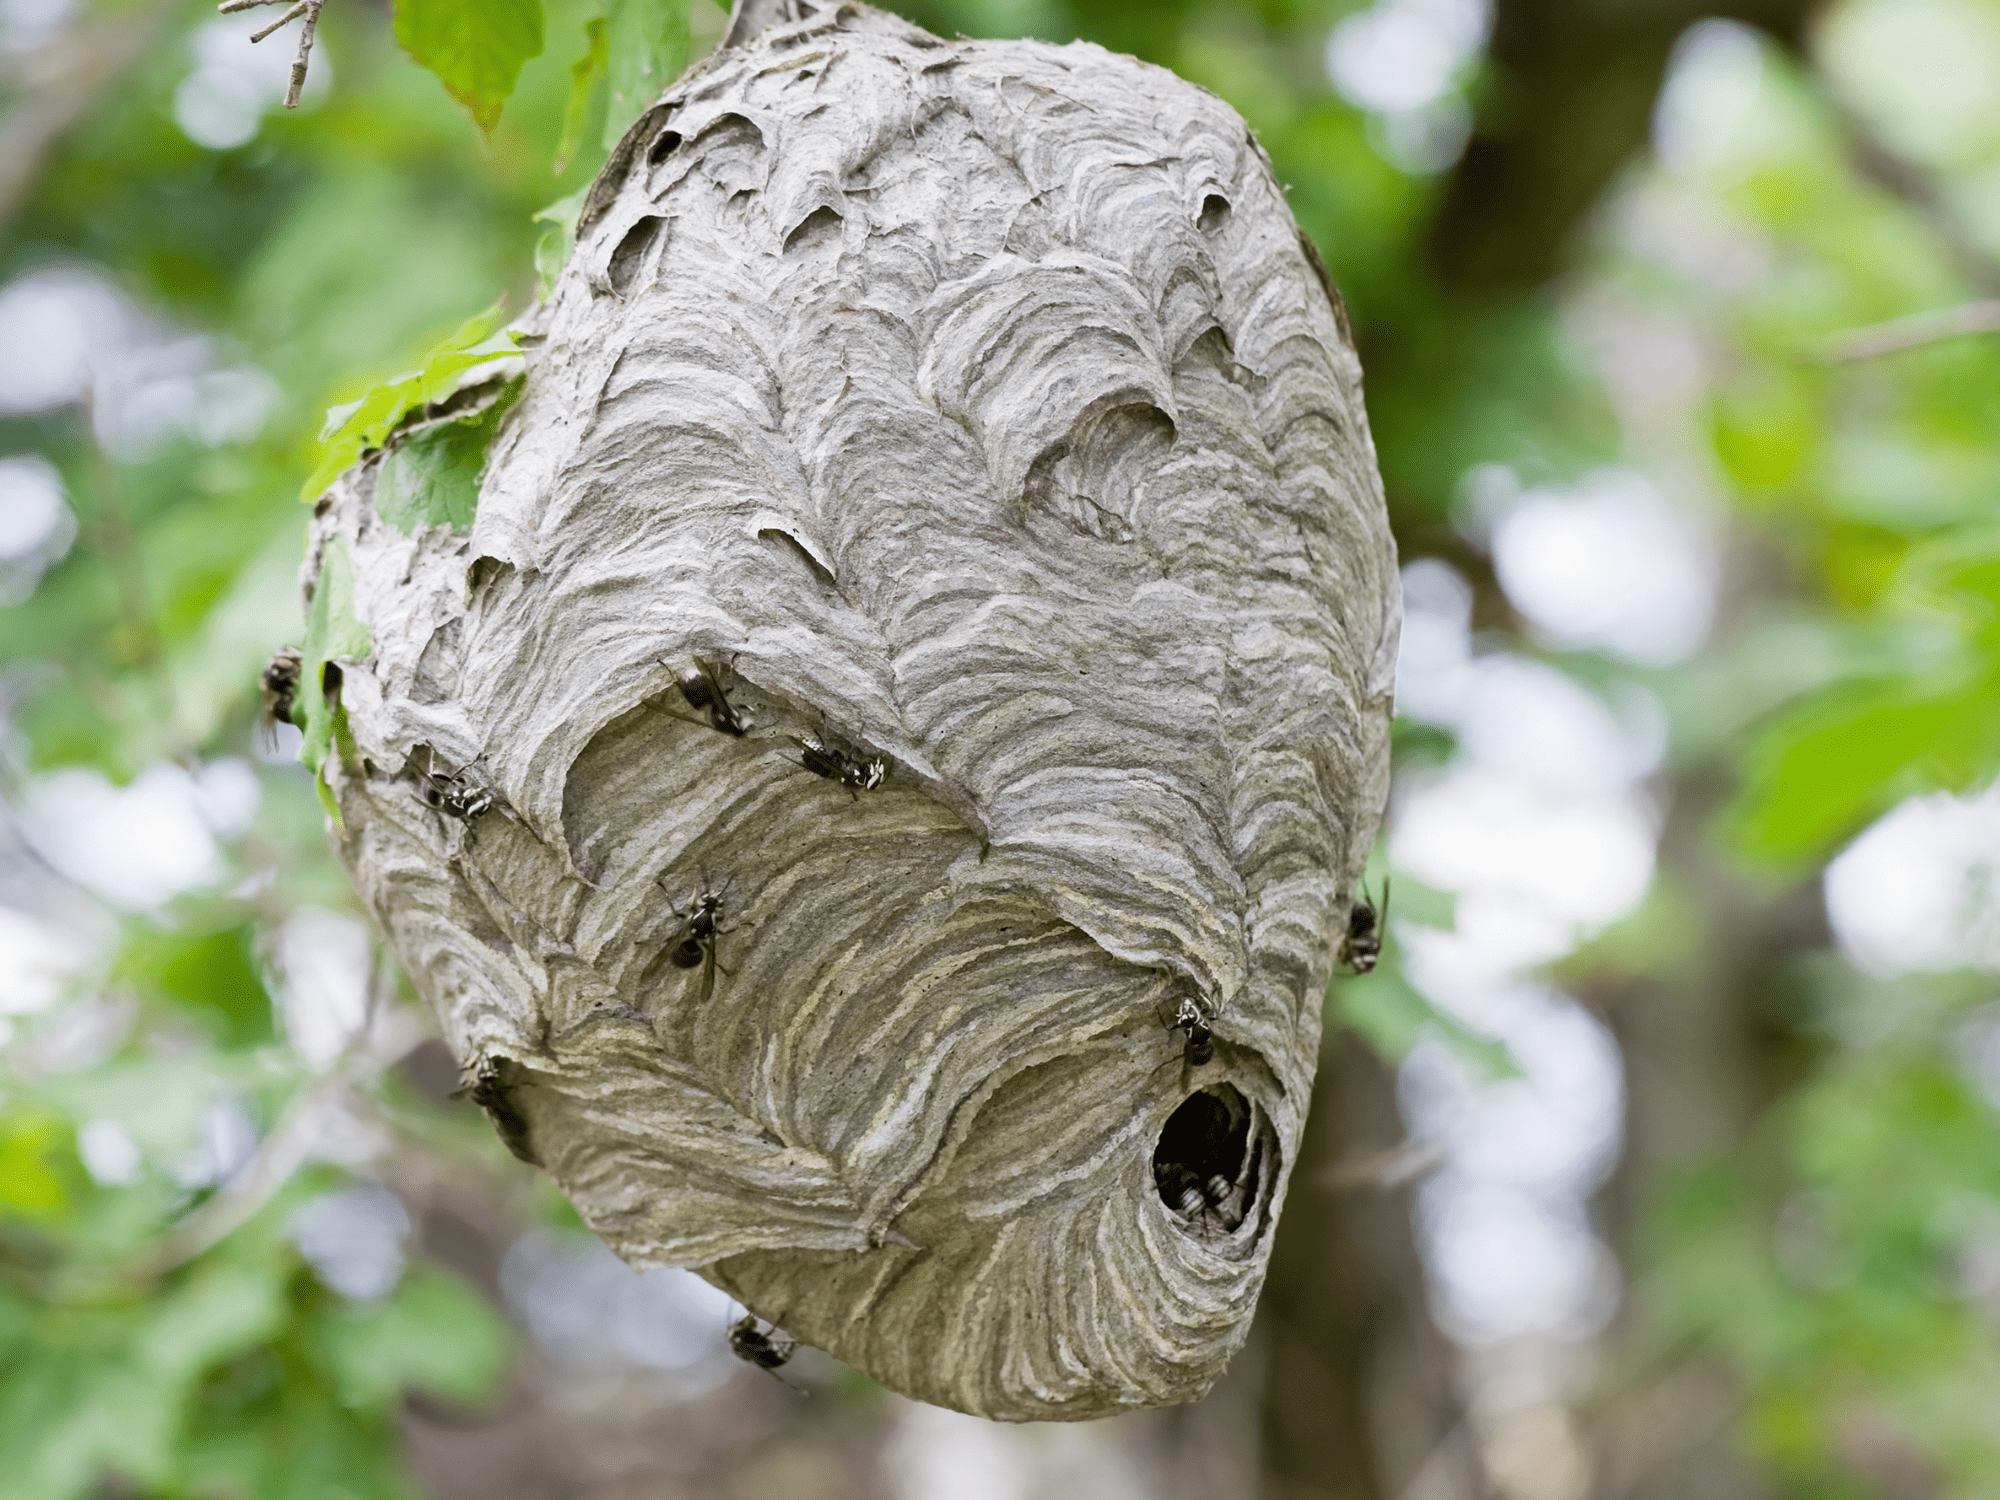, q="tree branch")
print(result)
[1427,0,1822,299]
[1815,300,2000,362]
[0,1,176,233]
[249,3,308,47]
[218,0,324,109]
[1830,98,2000,297]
